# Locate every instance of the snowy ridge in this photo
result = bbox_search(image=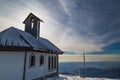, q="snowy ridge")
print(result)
[47,74,120,80]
